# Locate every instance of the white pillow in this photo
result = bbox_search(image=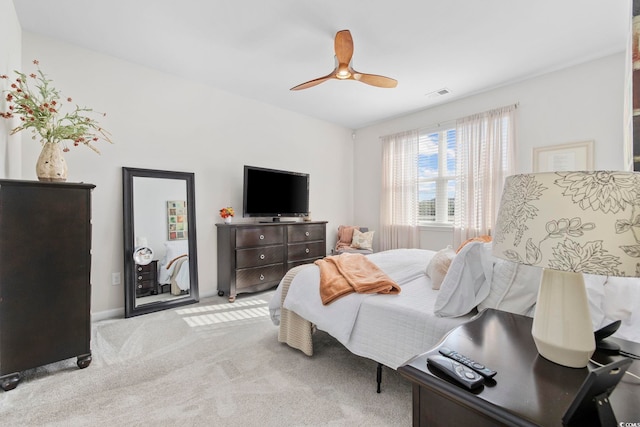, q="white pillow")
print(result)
[583,273,607,331]
[351,229,374,251]
[477,259,541,315]
[426,246,455,290]
[434,242,493,317]
[601,276,640,343]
